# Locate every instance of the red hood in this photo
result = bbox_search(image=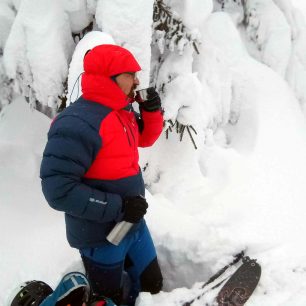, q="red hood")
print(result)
[81,44,141,110]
